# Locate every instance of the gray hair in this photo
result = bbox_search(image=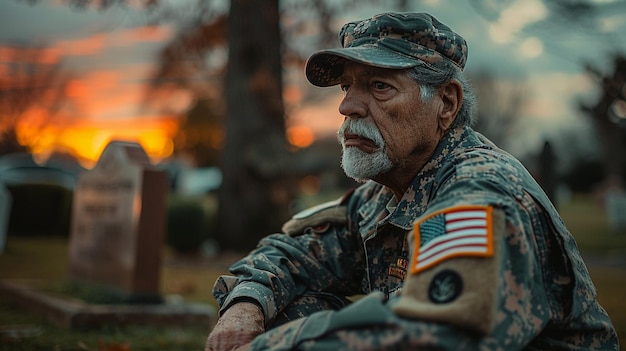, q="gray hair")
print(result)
[406,65,477,128]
